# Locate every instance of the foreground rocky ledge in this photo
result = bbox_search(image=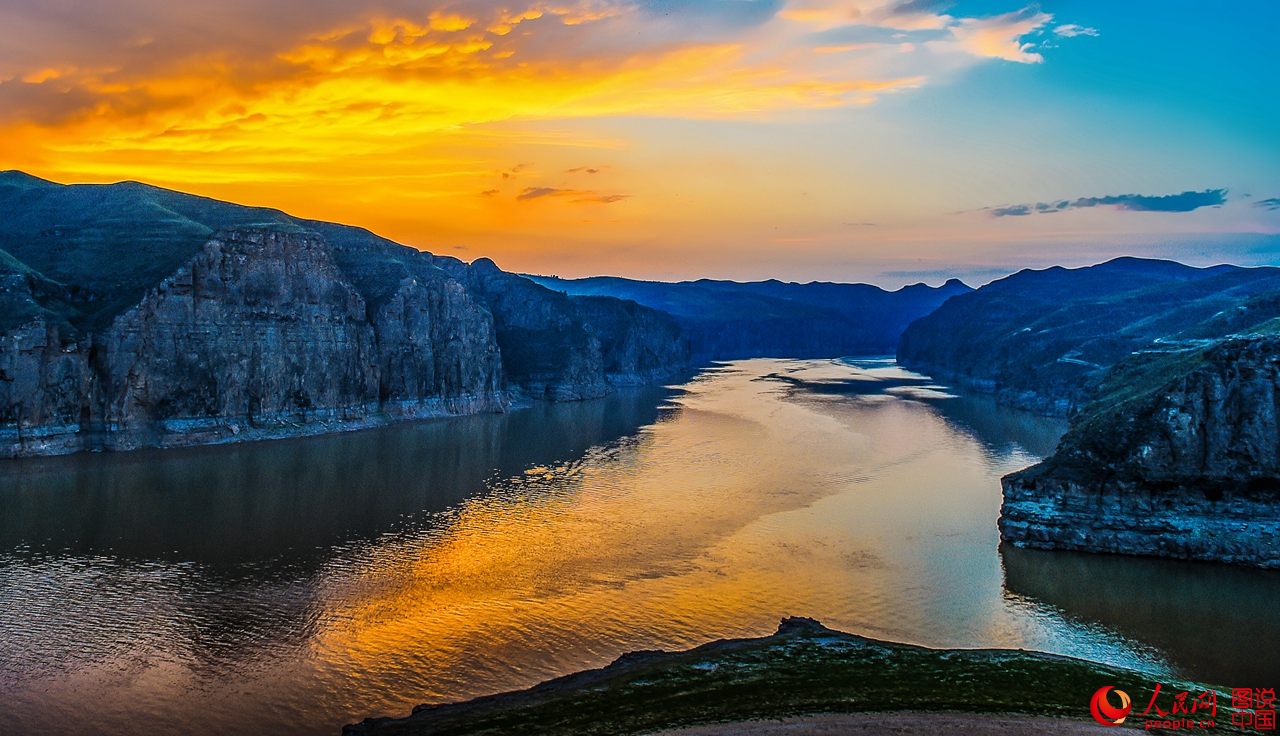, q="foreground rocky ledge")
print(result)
[1002,336,1280,568]
[343,617,1231,735]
